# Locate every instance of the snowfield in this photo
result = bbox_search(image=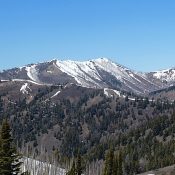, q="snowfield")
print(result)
[51,90,61,98]
[21,158,66,175]
[153,68,175,82]
[25,65,40,83]
[55,60,103,88]
[20,83,32,94]
[55,58,146,89]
